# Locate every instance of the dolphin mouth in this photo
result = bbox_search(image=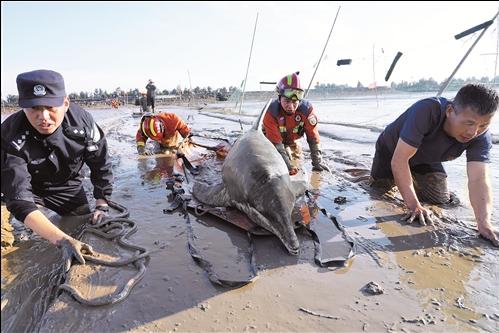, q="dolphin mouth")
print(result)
[283,240,300,256]
[287,246,300,256]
